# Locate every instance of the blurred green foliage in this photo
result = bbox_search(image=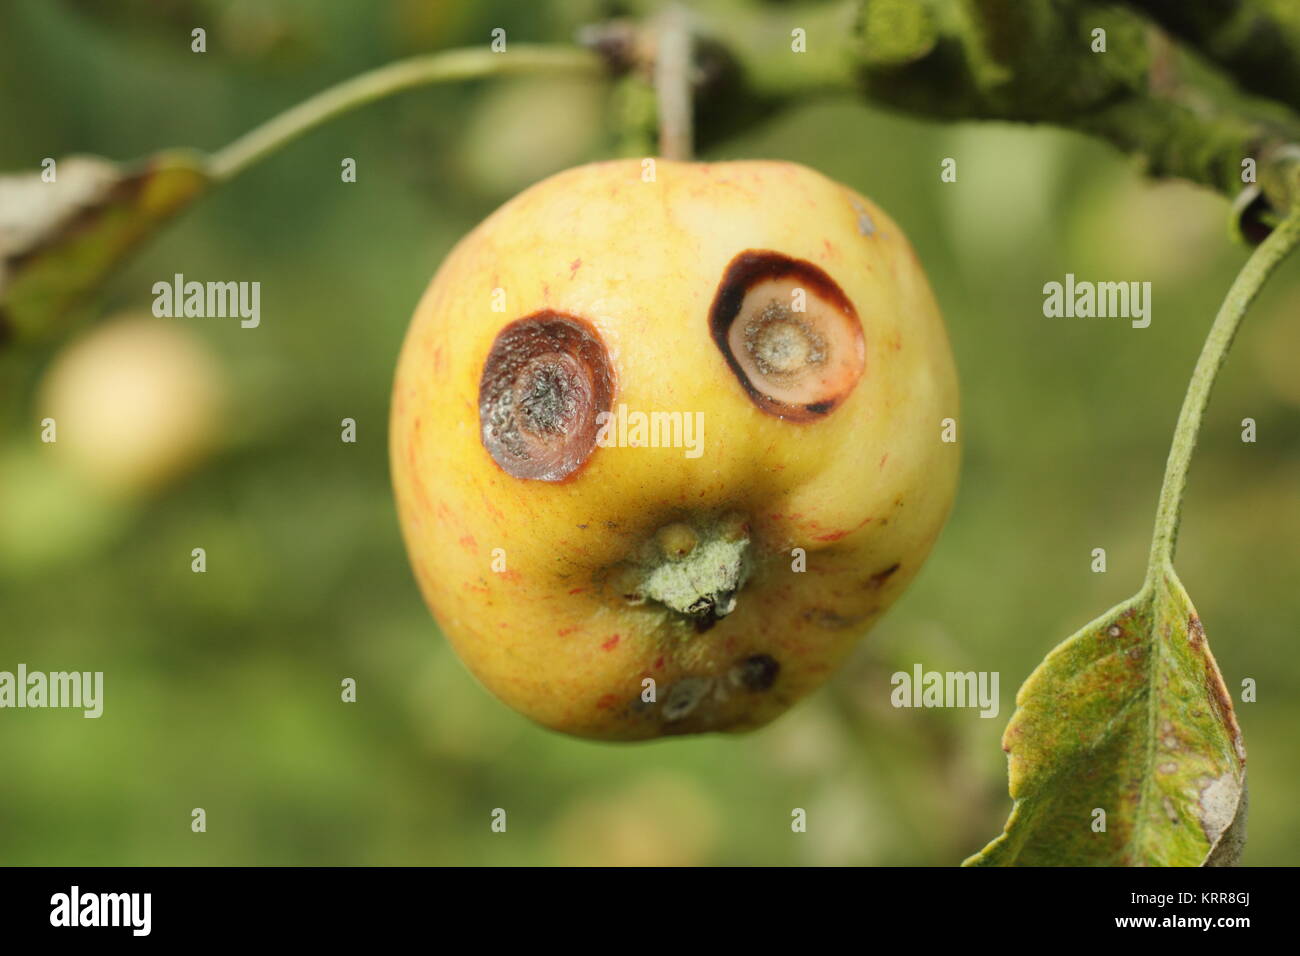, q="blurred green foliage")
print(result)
[1,0,1297,865]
